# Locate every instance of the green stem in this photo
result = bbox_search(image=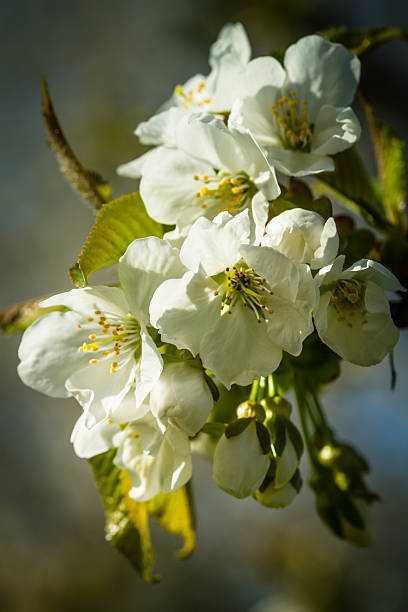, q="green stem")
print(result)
[249,379,260,402]
[267,374,276,397]
[294,375,319,470]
